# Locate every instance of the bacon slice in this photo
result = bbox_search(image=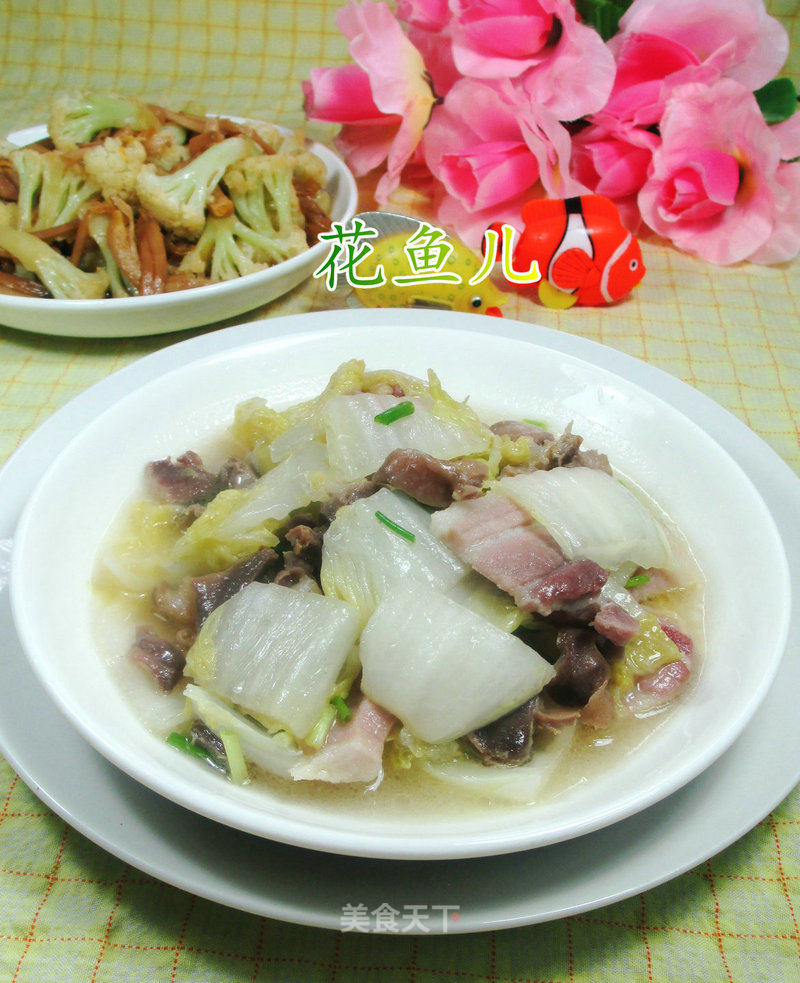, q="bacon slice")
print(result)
[593,602,640,645]
[291,696,396,784]
[430,493,607,616]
